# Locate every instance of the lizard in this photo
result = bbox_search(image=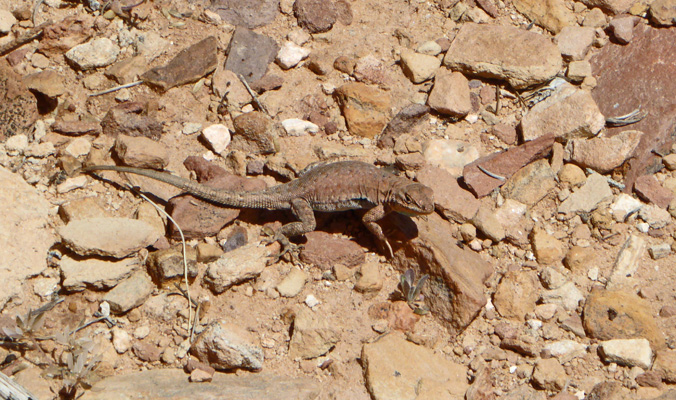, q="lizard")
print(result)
[82,160,435,260]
